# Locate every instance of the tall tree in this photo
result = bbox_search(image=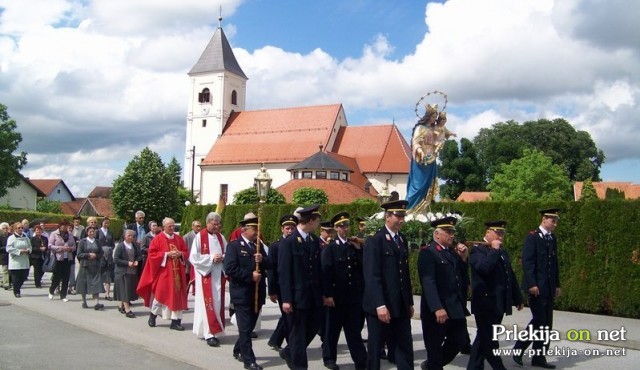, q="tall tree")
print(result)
[487,149,572,201]
[166,157,182,187]
[0,103,28,198]
[438,138,486,200]
[475,118,605,182]
[111,147,179,223]
[579,179,598,201]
